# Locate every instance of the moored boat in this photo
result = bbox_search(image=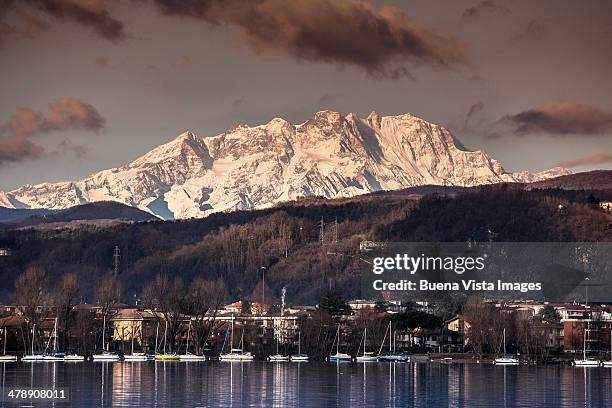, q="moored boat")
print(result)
[0,329,17,362]
[328,326,351,362]
[493,329,519,365]
[124,352,149,362]
[355,329,377,362]
[573,322,599,367]
[219,316,254,361]
[92,315,120,361]
[179,321,206,361]
[377,322,409,362]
